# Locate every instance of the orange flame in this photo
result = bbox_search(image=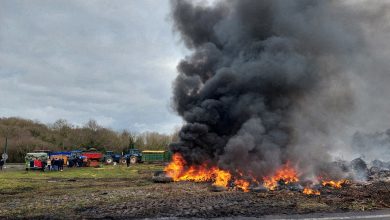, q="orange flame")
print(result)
[263,163,299,190]
[164,153,231,187]
[164,153,186,180]
[303,187,321,195]
[321,179,349,189]
[234,179,251,192]
[213,169,232,187]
